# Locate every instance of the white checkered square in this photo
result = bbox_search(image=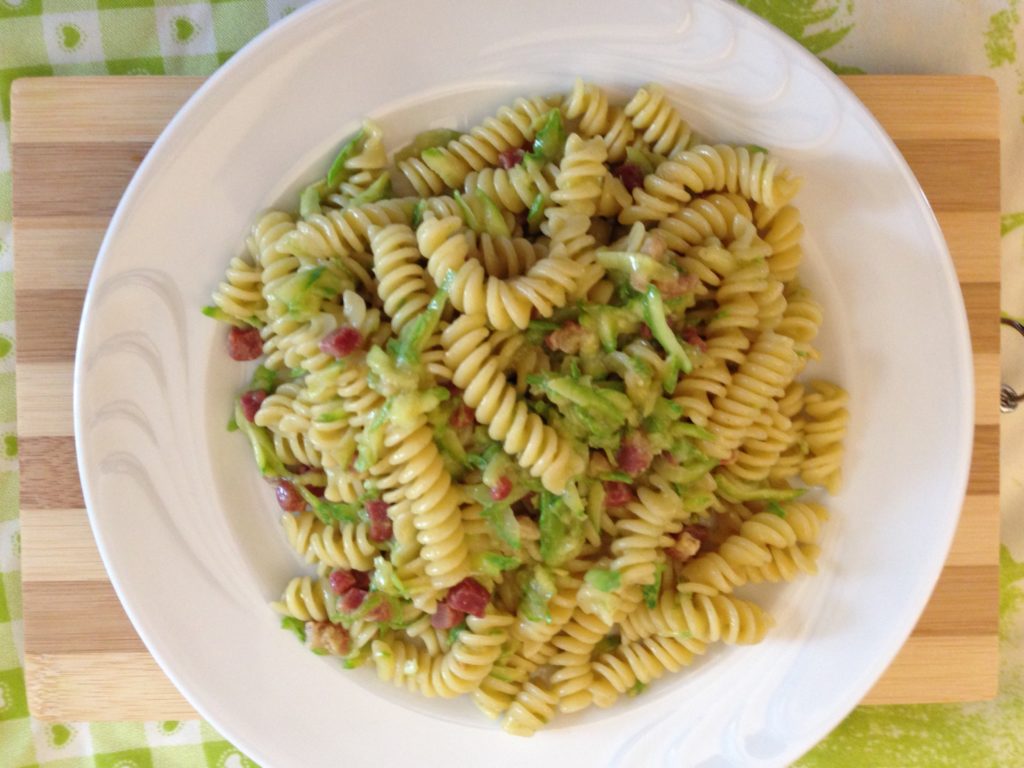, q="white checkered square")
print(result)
[31,717,94,762]
[42,11,106,66]
[0,520,17,572]
[155,4,216,58]
[143,719,203,747]
[0,222,11,273]
[266,0,313,24]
